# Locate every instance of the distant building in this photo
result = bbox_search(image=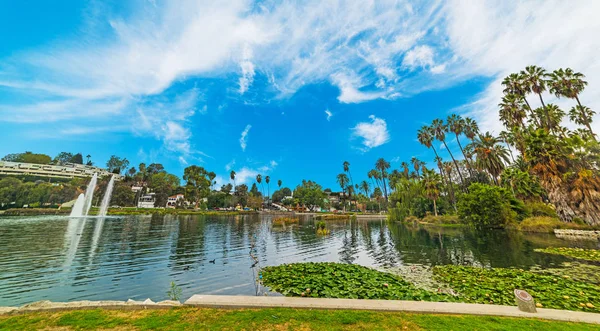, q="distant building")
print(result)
[0,161,123,180]
[138,193,156,208]
[166,194,185,209]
